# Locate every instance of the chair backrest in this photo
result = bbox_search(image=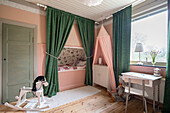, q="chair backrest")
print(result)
[124,77,148,97]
